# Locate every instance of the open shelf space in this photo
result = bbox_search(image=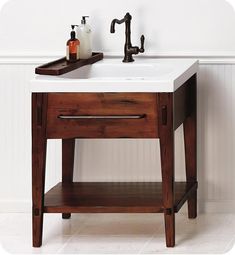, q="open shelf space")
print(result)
[44,182,197,213]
